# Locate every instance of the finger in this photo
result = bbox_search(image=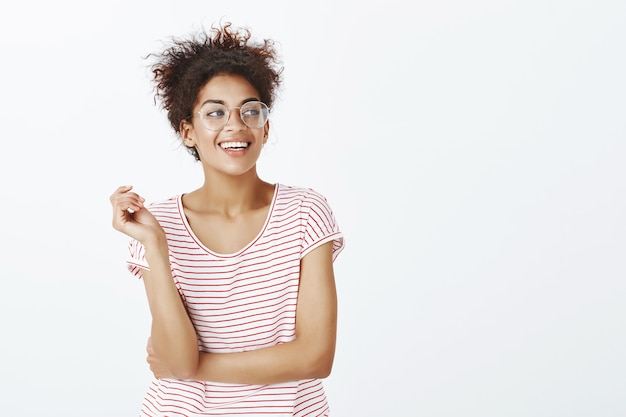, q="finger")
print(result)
[116,184,133,193]
[111,200,144,231]
[115,198,144,212]
[111,191,146,212]
[109,185,133,203]
[109,185,146,205]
